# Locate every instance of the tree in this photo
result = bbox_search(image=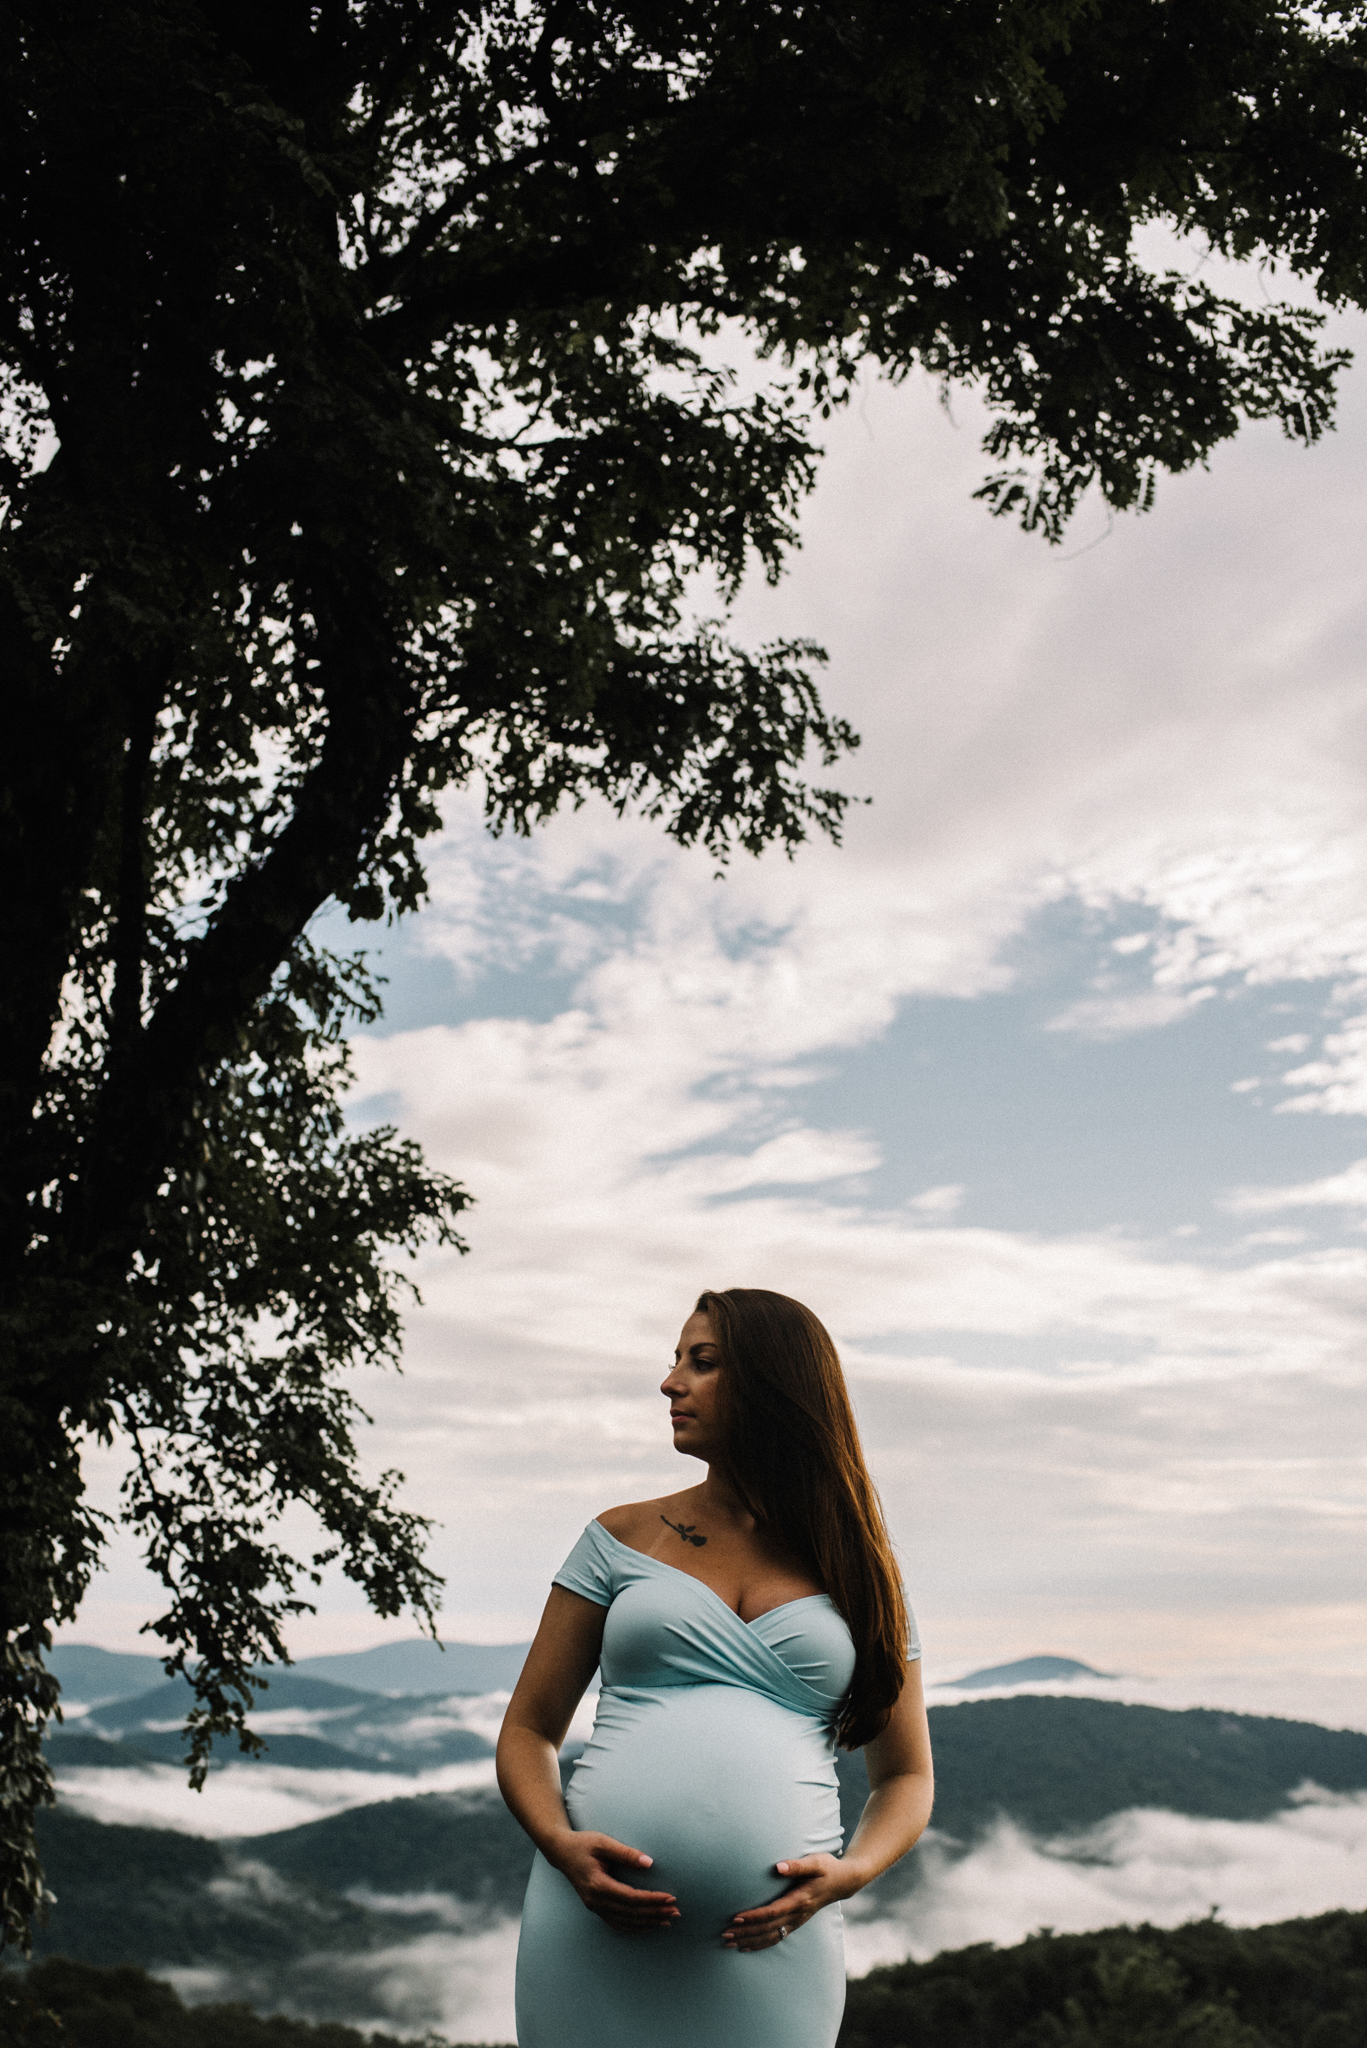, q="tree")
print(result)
[1036,1944,1267,2048]
[837,1911,1367,2048]
[3,0,1365,1948]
